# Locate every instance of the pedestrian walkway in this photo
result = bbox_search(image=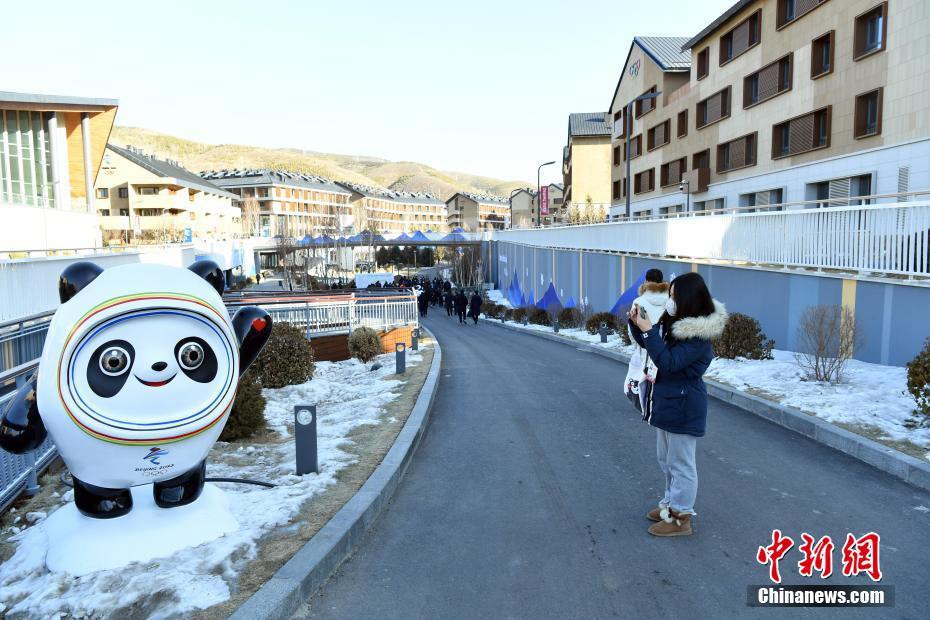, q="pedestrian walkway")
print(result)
[296,315,930,618]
